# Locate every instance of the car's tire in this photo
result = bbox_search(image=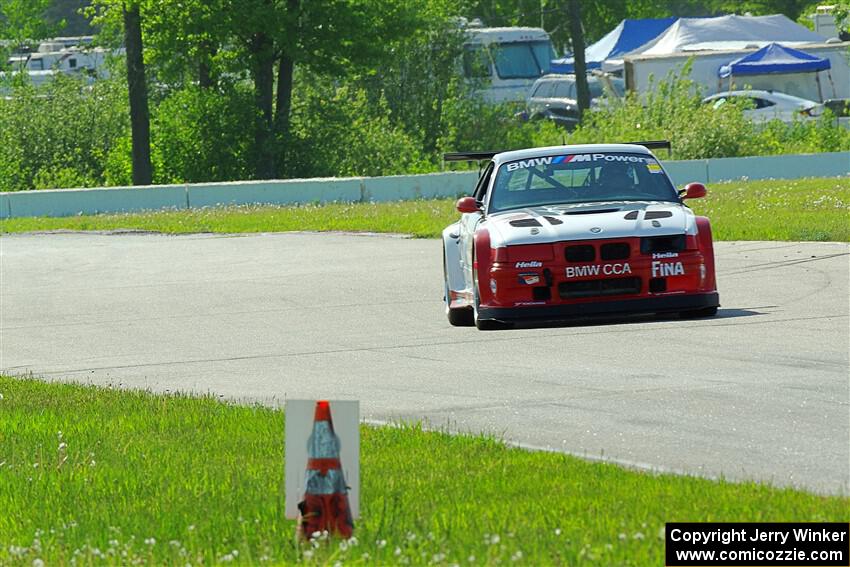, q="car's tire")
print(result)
[448,307,474,327]
[680,306,718,319]
[444,248,474,327]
